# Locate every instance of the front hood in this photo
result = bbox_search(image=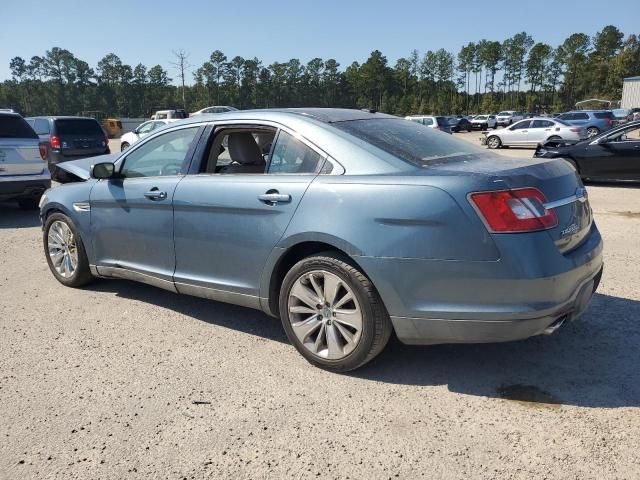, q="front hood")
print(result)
[54,153,119,181]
